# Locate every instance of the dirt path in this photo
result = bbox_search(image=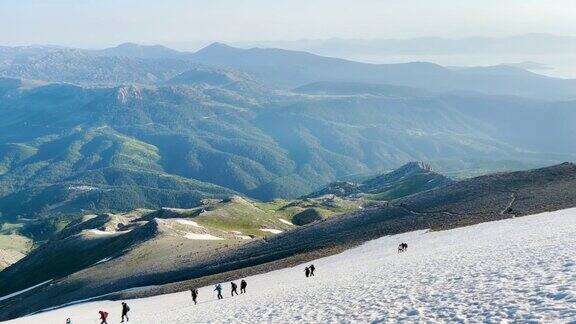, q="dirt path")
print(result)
[500,193,516,215]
